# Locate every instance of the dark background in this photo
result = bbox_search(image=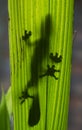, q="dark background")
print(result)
[0,0,9,96]
[68,0,82,130]
[0,0,82,130]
